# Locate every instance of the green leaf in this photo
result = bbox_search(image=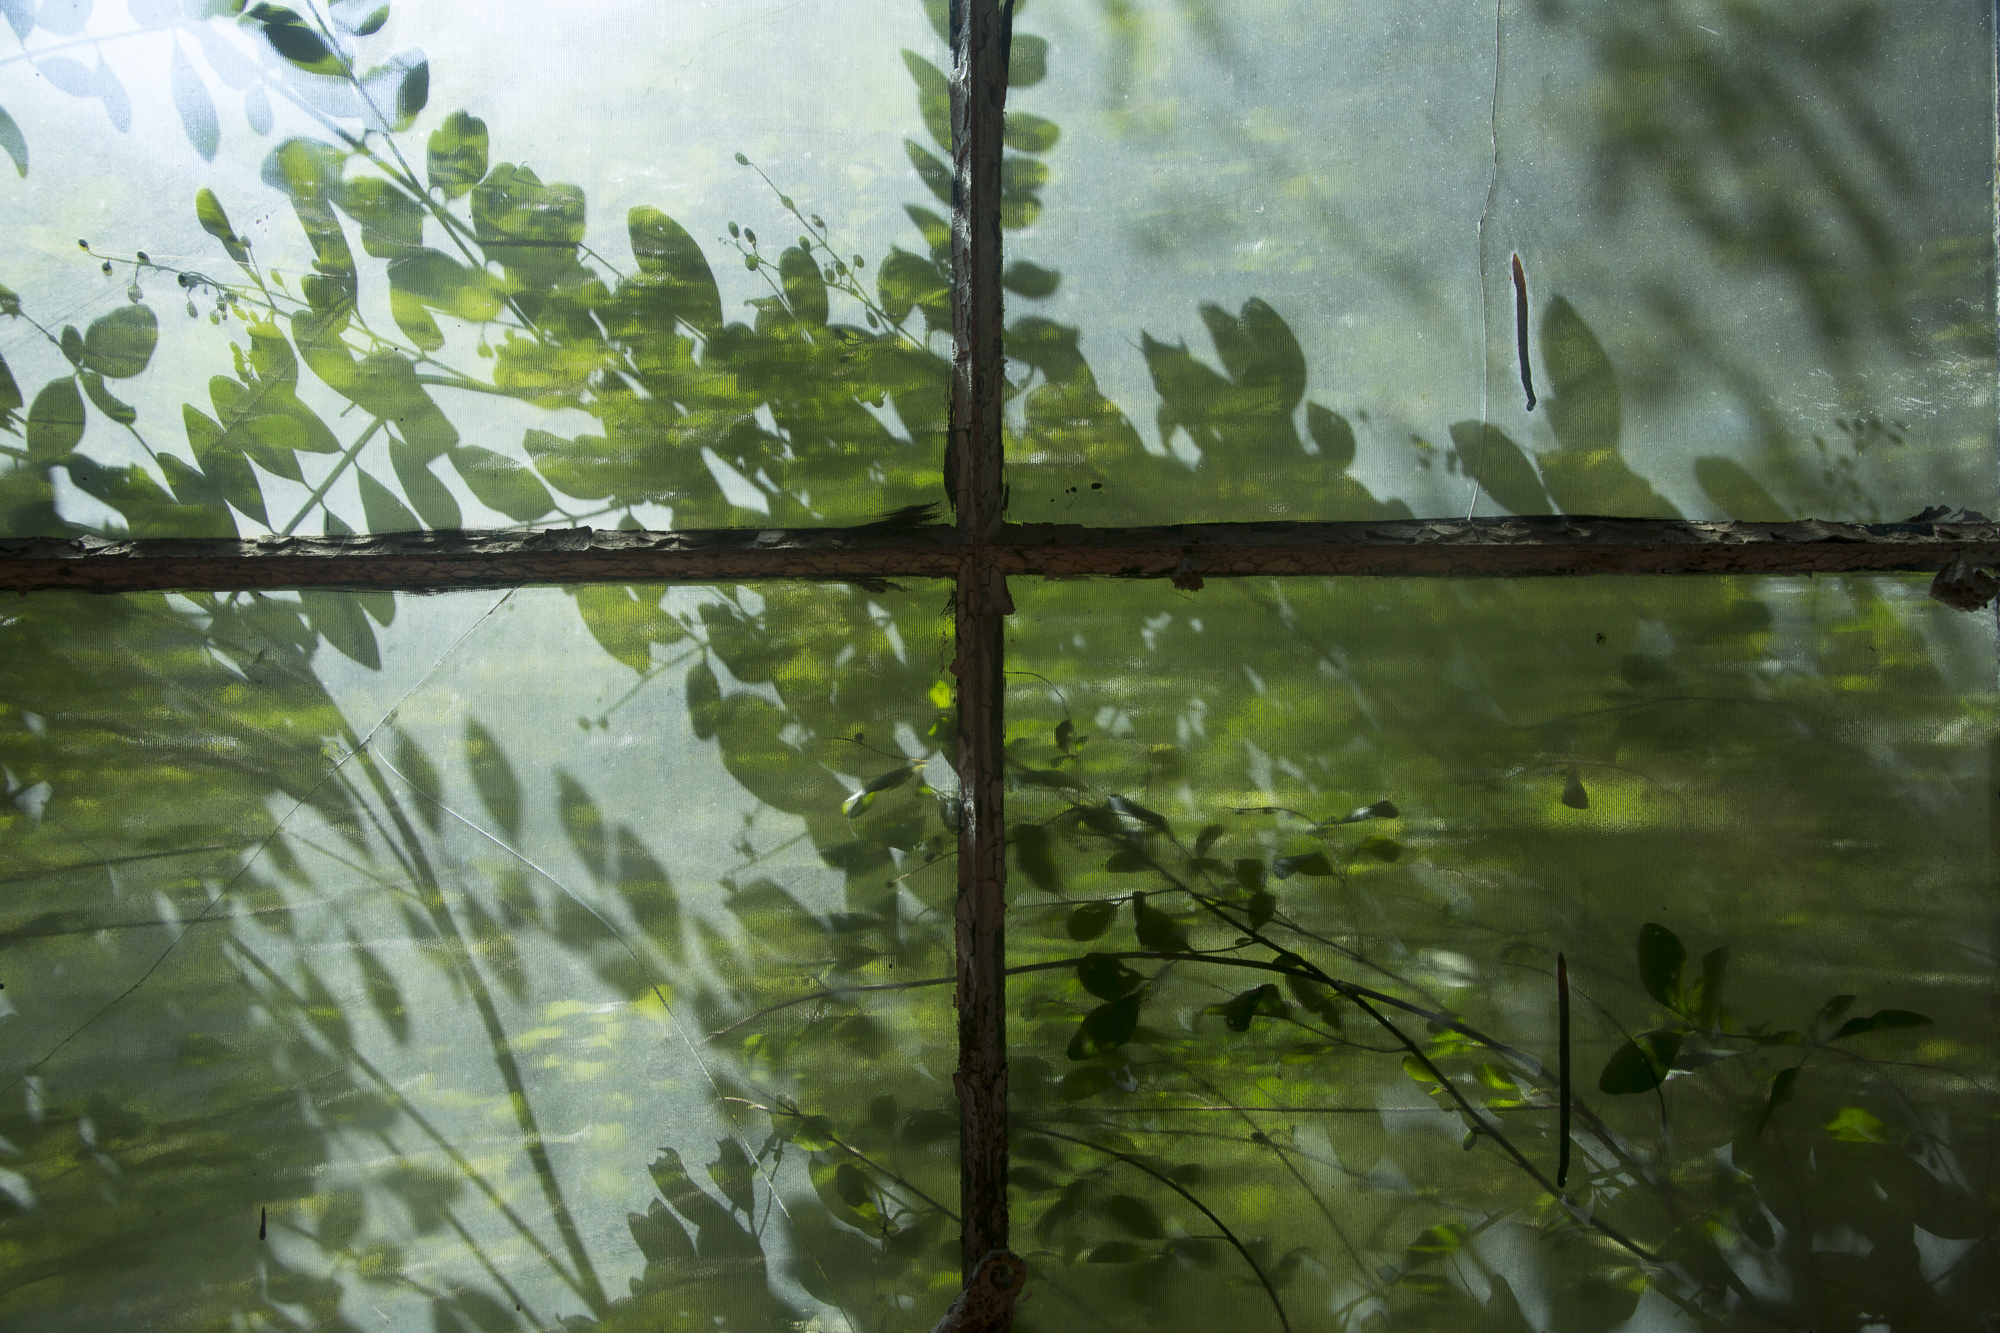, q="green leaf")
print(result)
[1300,406,1360,478]
[390,54,428,127]
[0,349,18,430]
[449,444,552,521]
[1813,994,1857,1036]
[338,175,425,258]
[0,104,26,176]
[1404,1221,1467,1266]
[300,589,380,668]
[569,584,681,674]
[355,466,418,532]
[1192,823,1224,857]
[1104,849,1149,873]
[1131,891,1189,953]
[393,730,443,833]
[626,205,722,335]
[1066,900,1115,941]
[1286,973,1341,1023]
[196,187,251,263]
[26,377,86,461]
[1102,1195,1164,1239]
[903,139,952,208]
[1757,1066,1799,1132]
[181,402,270,523]
[1214,983,1281,1033]
[73,368,134,426]
[1824,1105,1891,1144]
[1356,835,1401,863]
[426,110,488,198]
[1636,923,1686,1012]
[388,251,501,329]
[833,1161,871,1210]
[1107,795,1168,832]
[1331,799,1398,825]
[1561,766,1590,809]
[1002,260,1060,299]
[388,437,460,528]
[349,932,408,1043]
[82,305,158,379]
[1008,32,1048,86]
[246,4,343,74]
[1448,420,1550,516]
[1246,890,1275,932]
[1401,1055,1441,1088]
[900,50,951,151]
[1013,822,1061,893]
[1078,952,1145,1001]
[685,659,720,741]
[465,719,521,839]
[843,765,913,816]
[1689,945,1728,1029]
[1832,1009,1932,1041]
[1003,111,1059,153]
[557,771,609,876]
[1272,852,1333,880]
[1067,991,1142,1059]
[778,245,828,327]
[878,247,948,331]
[471,163,585,287]
[1597,1030,1682,1095]
[1232,858,1266,893]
